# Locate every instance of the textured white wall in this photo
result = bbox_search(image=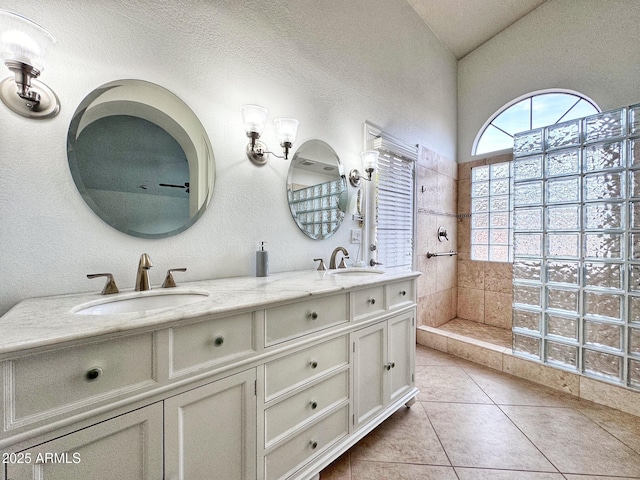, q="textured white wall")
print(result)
[0,0,456,315]
[458,0,640,164]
